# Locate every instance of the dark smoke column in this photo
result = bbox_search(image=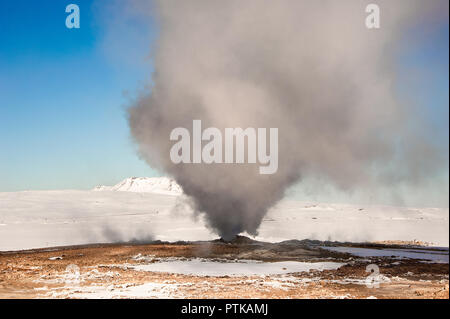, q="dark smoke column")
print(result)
[128,0,446,240]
